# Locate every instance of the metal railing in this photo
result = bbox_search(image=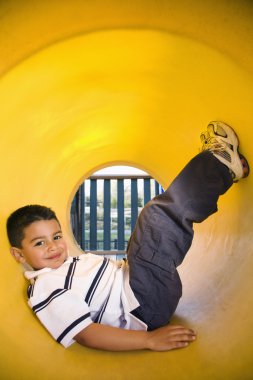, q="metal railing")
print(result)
[71,174,163,253]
